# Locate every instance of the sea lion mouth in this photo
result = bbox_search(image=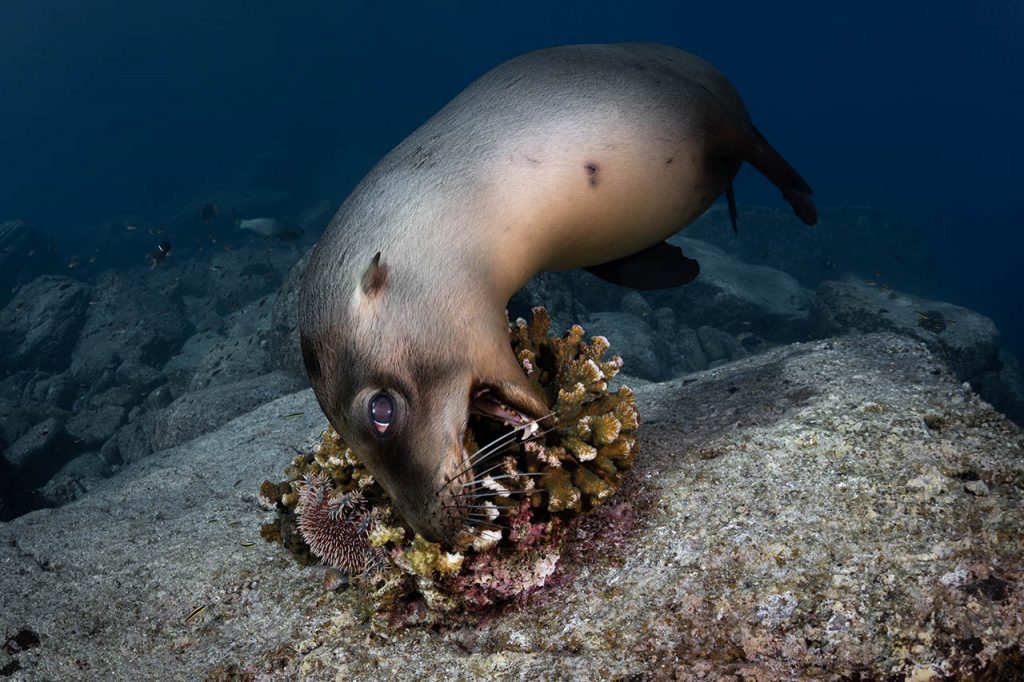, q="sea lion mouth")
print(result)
[469,387,542,434]
[434,386,552,545]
